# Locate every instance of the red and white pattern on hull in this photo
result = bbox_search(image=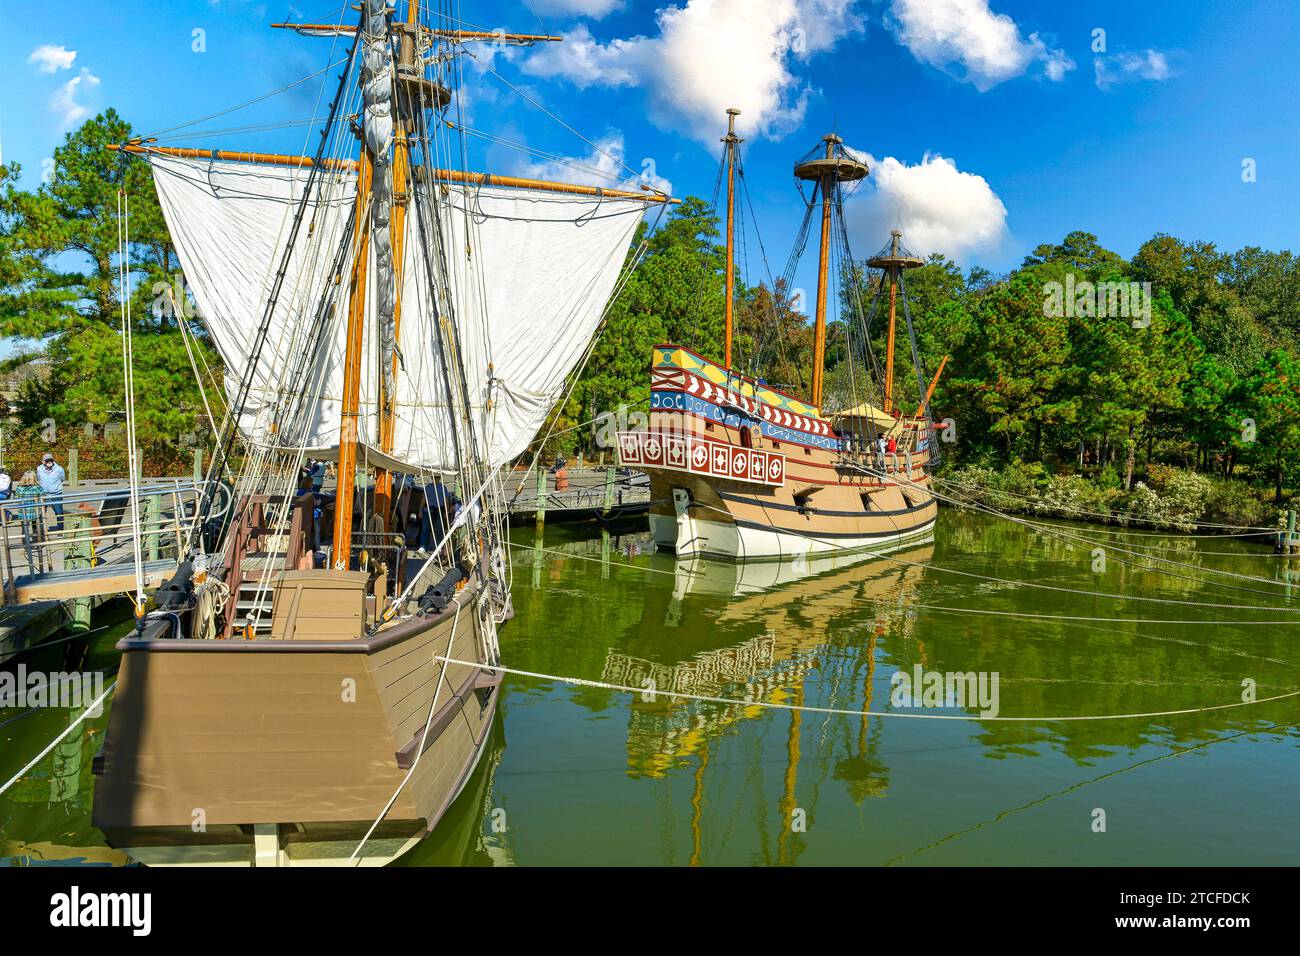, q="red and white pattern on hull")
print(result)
[617,430,785,487]
[651,368,834,437]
